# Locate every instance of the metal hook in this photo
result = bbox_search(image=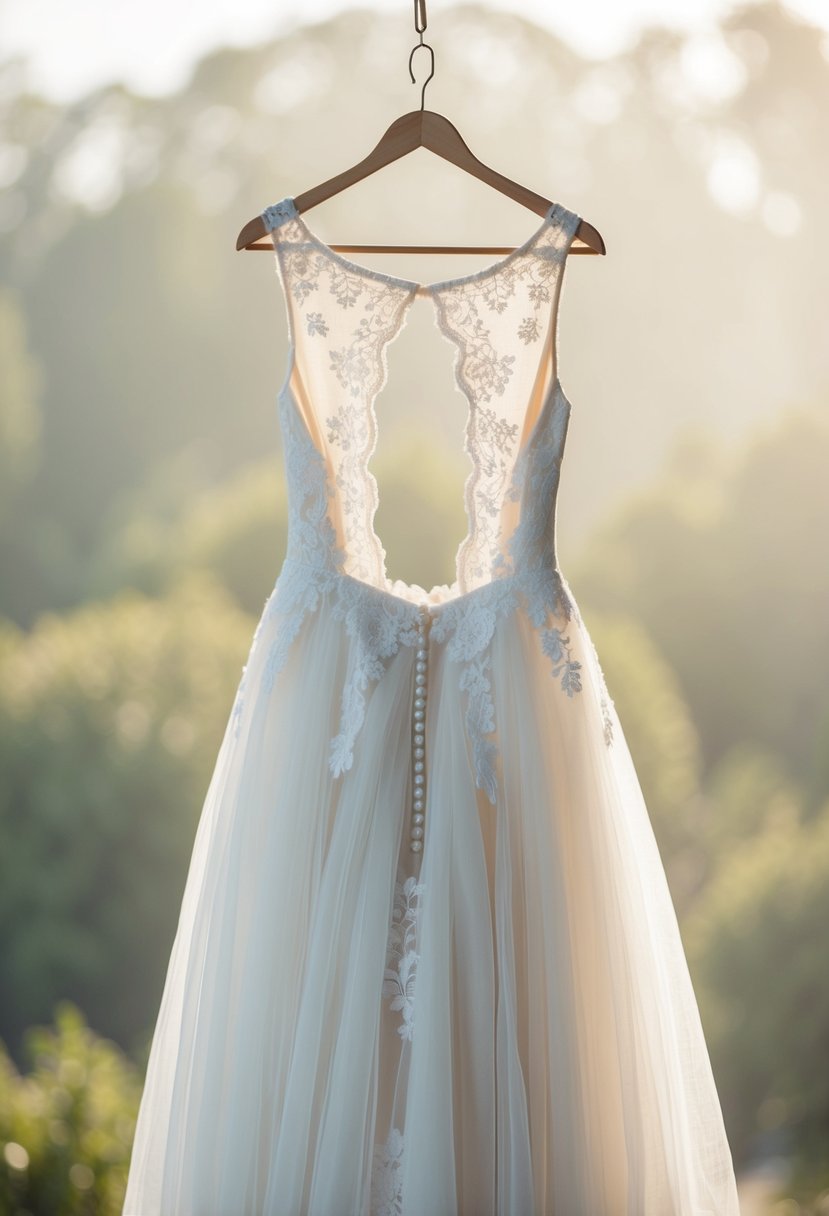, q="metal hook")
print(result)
[408,0,435,111]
